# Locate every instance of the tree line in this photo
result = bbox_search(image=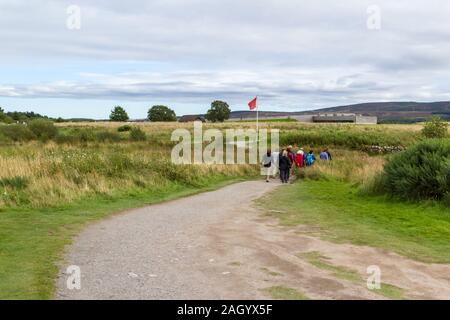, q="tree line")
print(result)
[0,107,51,123]
[110,100,231,122]
[1,99,232,124]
